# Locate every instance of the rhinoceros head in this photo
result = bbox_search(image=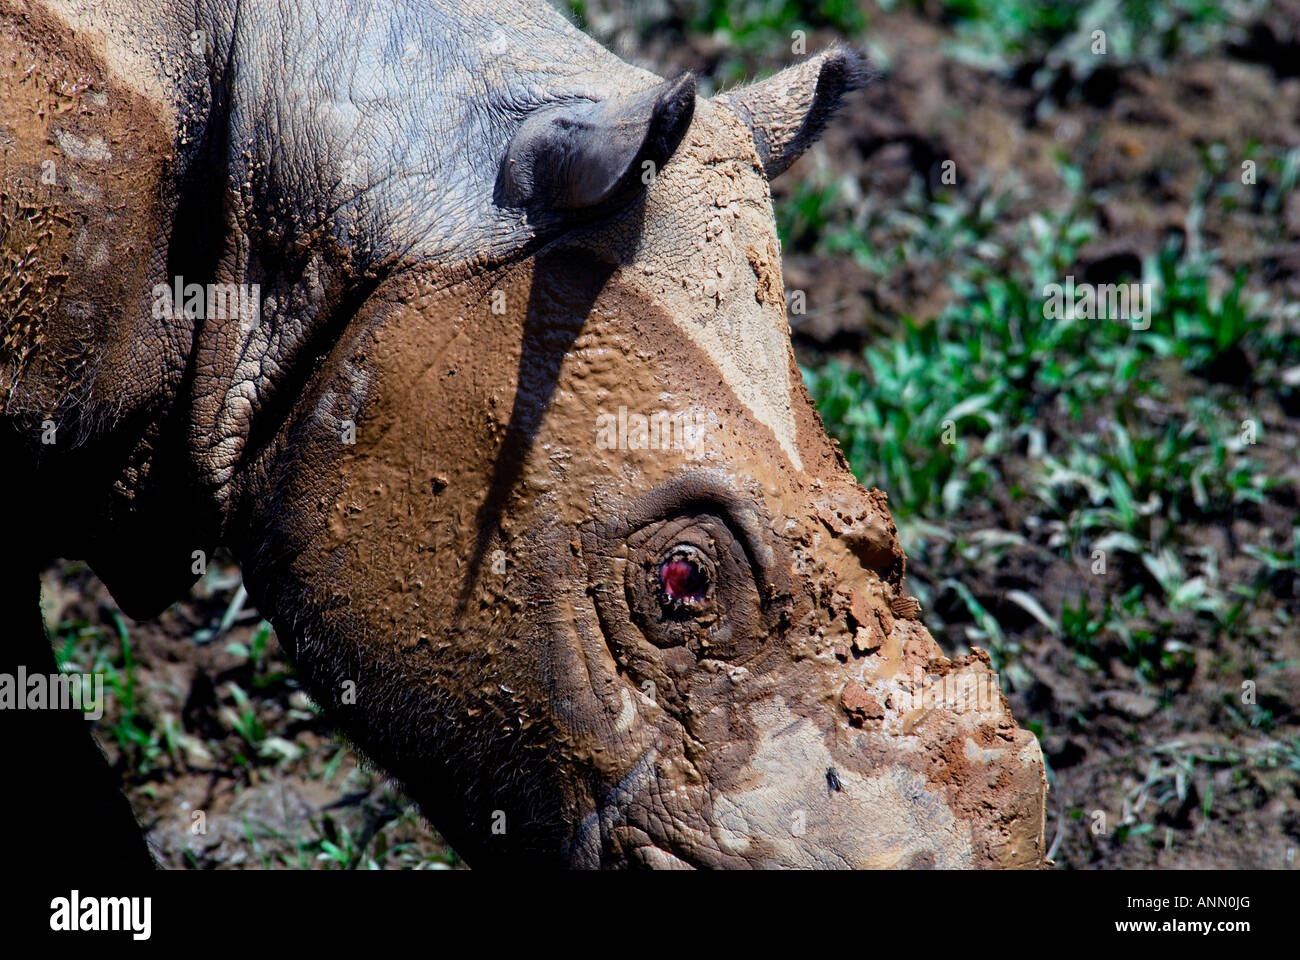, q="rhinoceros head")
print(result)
[227,48,1046,869]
